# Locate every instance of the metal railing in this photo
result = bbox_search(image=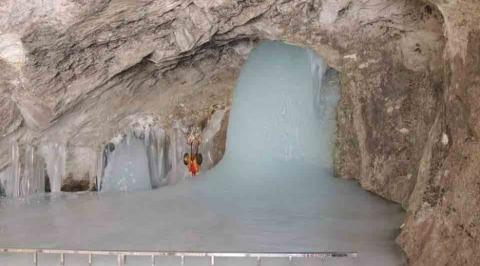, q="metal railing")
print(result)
[0,248,358,266]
